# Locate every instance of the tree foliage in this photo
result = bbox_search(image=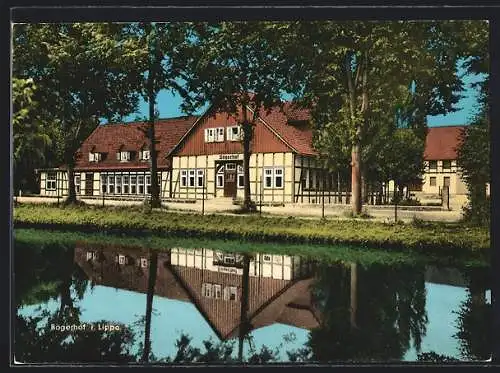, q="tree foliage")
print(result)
[13,23,142,203]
